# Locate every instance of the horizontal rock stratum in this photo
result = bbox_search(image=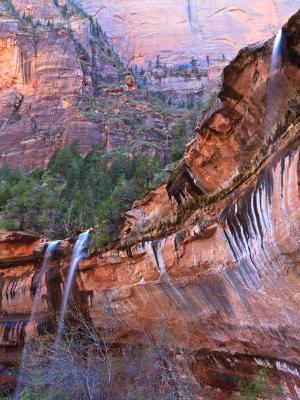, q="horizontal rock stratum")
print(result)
[0,6,300,400]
